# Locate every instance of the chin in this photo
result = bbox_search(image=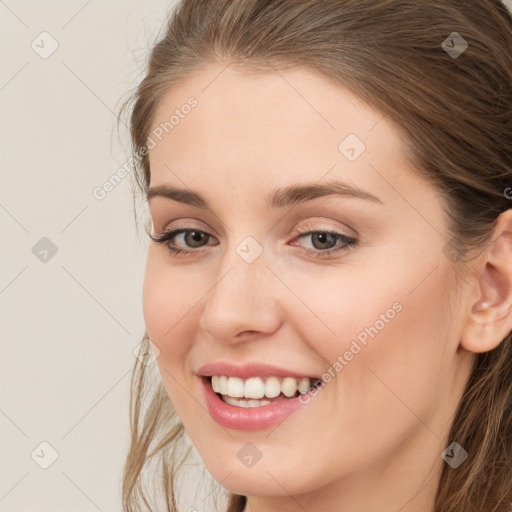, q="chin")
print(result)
[193,439,328,498]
